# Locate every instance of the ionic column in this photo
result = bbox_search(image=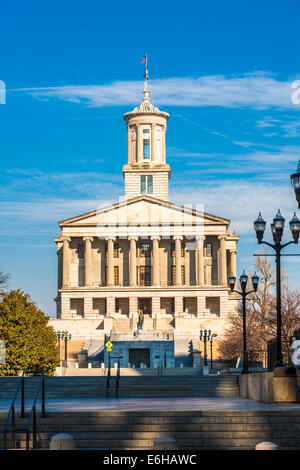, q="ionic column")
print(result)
[83,237,93,287]
[162,126,166,163]
[107,237,116,287]
[151,123,156,162]
[230,248,237,279]
[62,237,71,288]
[127,125,131,163]
[129,237,138,287]
[137,124,143,162]
[174,236,183,287]
[196,235,205,286]
[218,235,227,286]
[151,236,160,287]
